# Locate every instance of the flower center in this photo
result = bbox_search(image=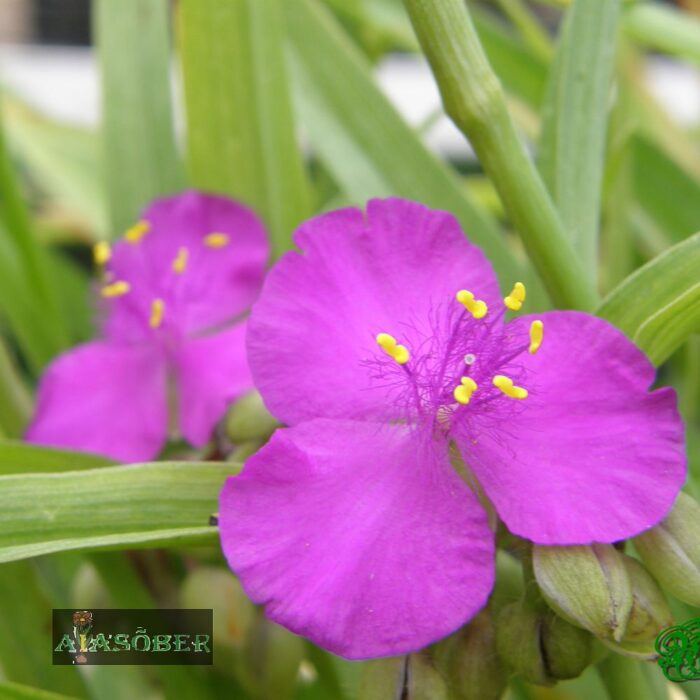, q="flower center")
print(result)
[369,282,544,433]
